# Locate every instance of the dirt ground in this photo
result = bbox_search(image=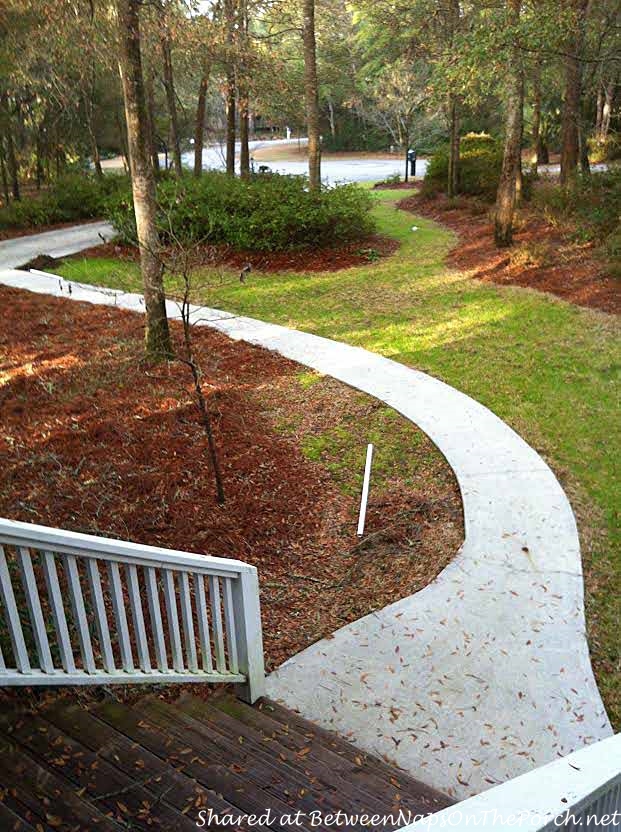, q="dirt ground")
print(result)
[399,190,620,315]
[0,286,463,675]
